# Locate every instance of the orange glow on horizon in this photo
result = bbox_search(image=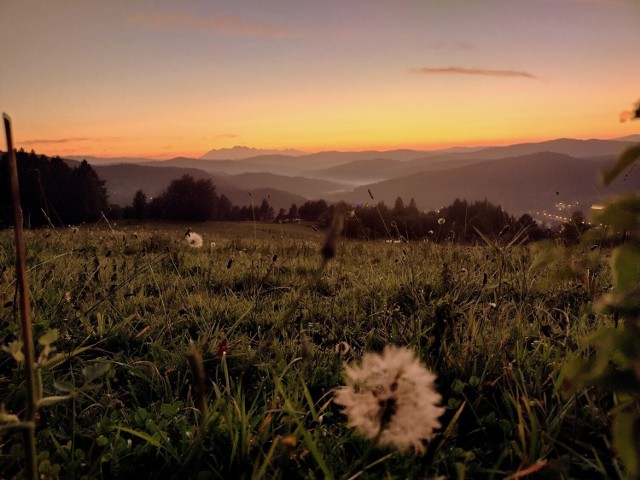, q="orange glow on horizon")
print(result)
[2,1,638,161]
[16,127,639,161]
